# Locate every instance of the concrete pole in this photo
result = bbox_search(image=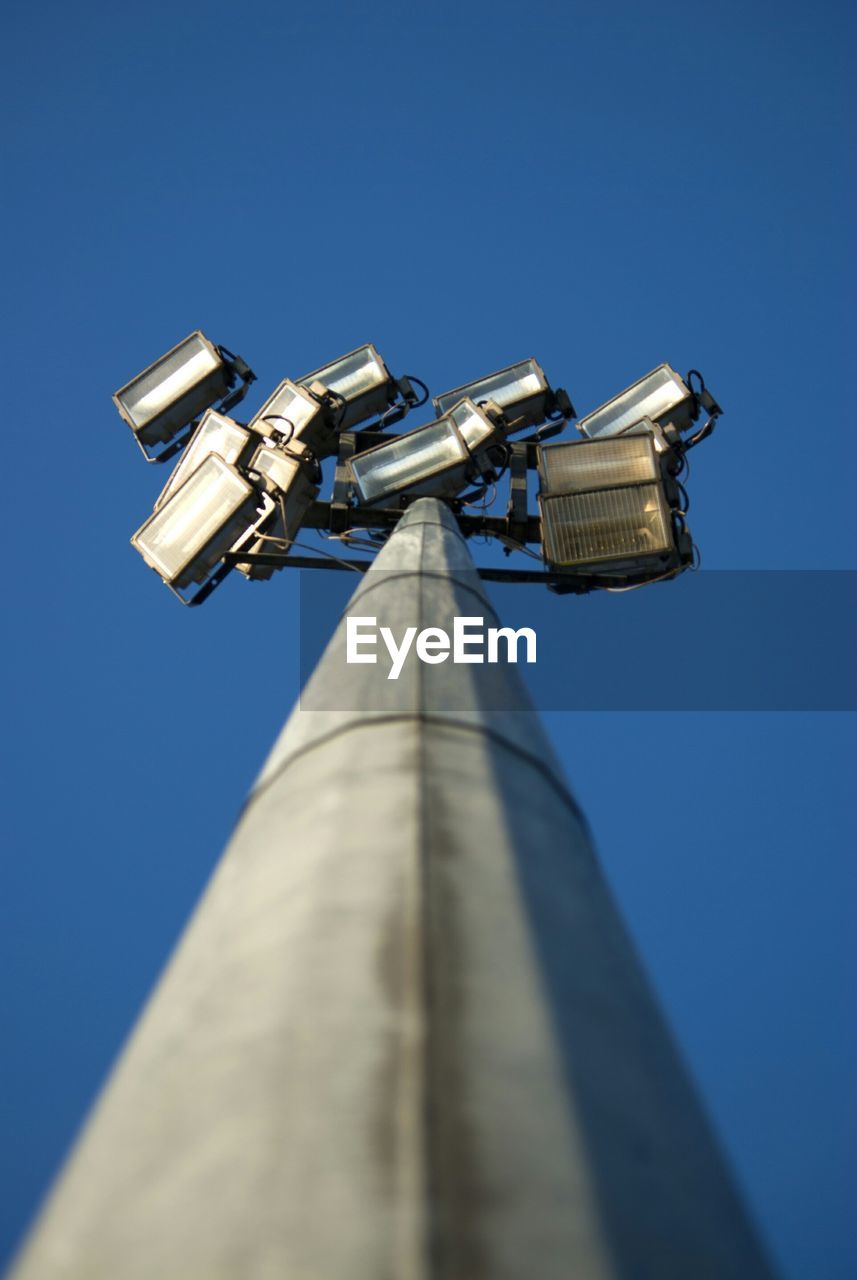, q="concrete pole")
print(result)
[9,499,774,1280]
